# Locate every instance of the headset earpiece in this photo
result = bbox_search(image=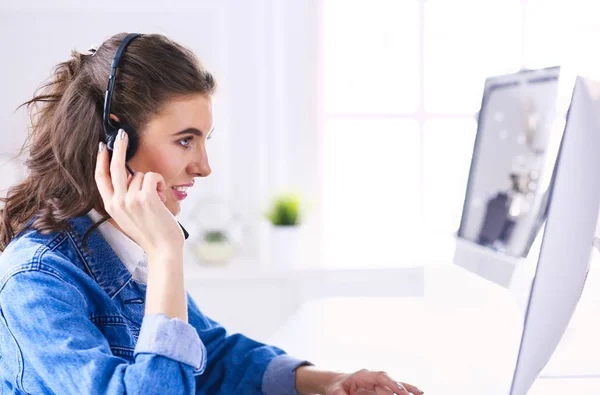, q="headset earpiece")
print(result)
[105,121,139,162]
